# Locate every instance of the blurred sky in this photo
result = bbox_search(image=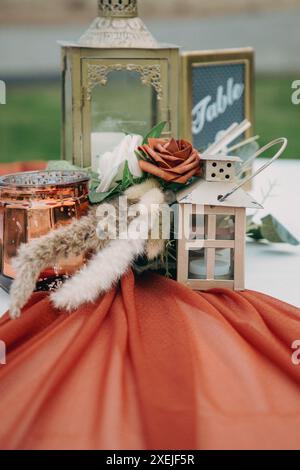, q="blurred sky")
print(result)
[1,0,300,22]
